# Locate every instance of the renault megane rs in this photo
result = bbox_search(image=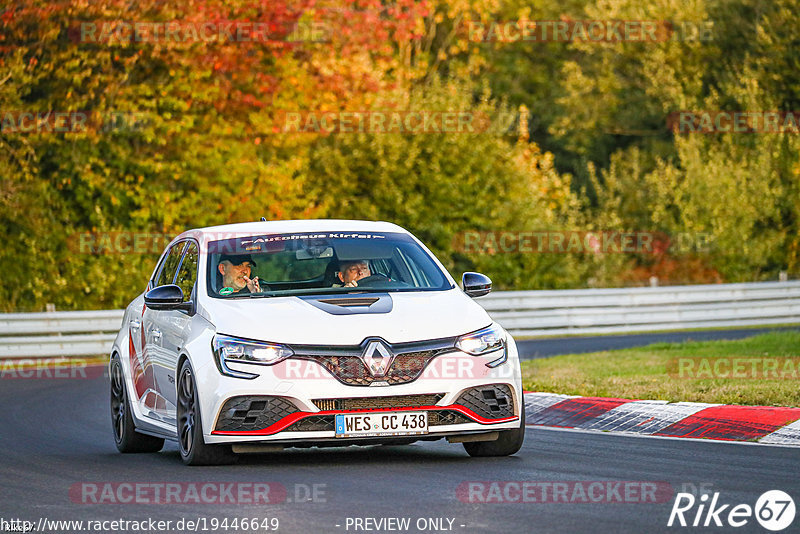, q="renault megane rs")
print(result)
[110,220,525,465]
